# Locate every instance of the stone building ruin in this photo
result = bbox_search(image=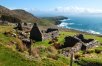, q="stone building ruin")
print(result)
[30,23,59,41]
[60,34,100,56]
[61,34,99,51]
[30,23,42,41]
[14,22,32,31]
